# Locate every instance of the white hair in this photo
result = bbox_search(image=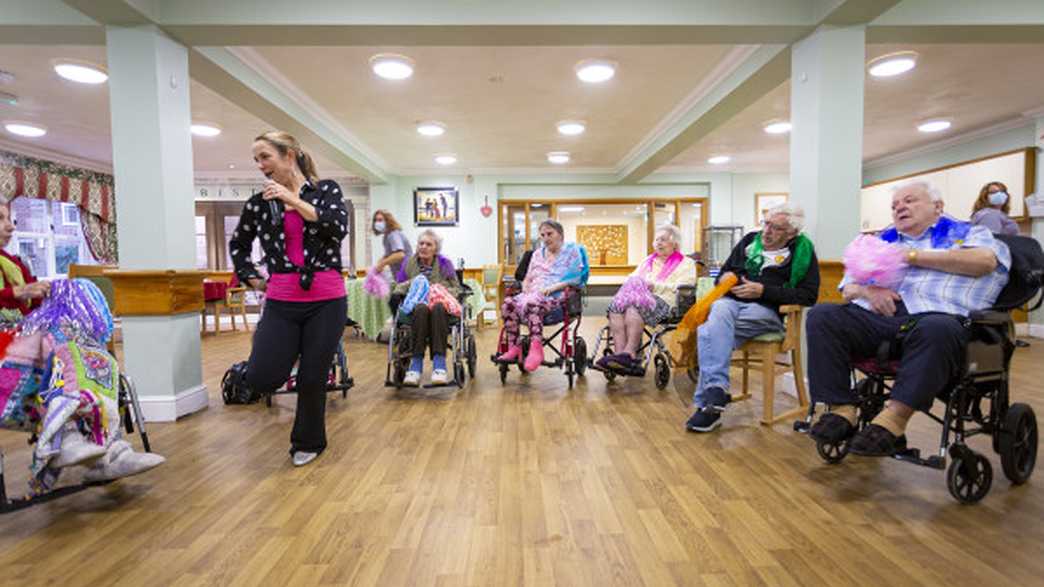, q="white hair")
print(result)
[417,228,443,253]
[654,223,682,246]
[892,179,943,202]
[765,202,805,232]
